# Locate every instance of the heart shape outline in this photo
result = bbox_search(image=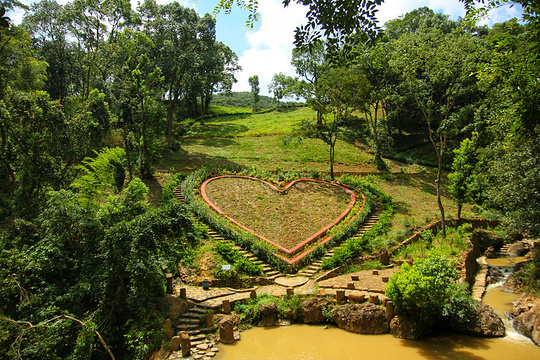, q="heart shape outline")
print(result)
[200,175,361,261]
